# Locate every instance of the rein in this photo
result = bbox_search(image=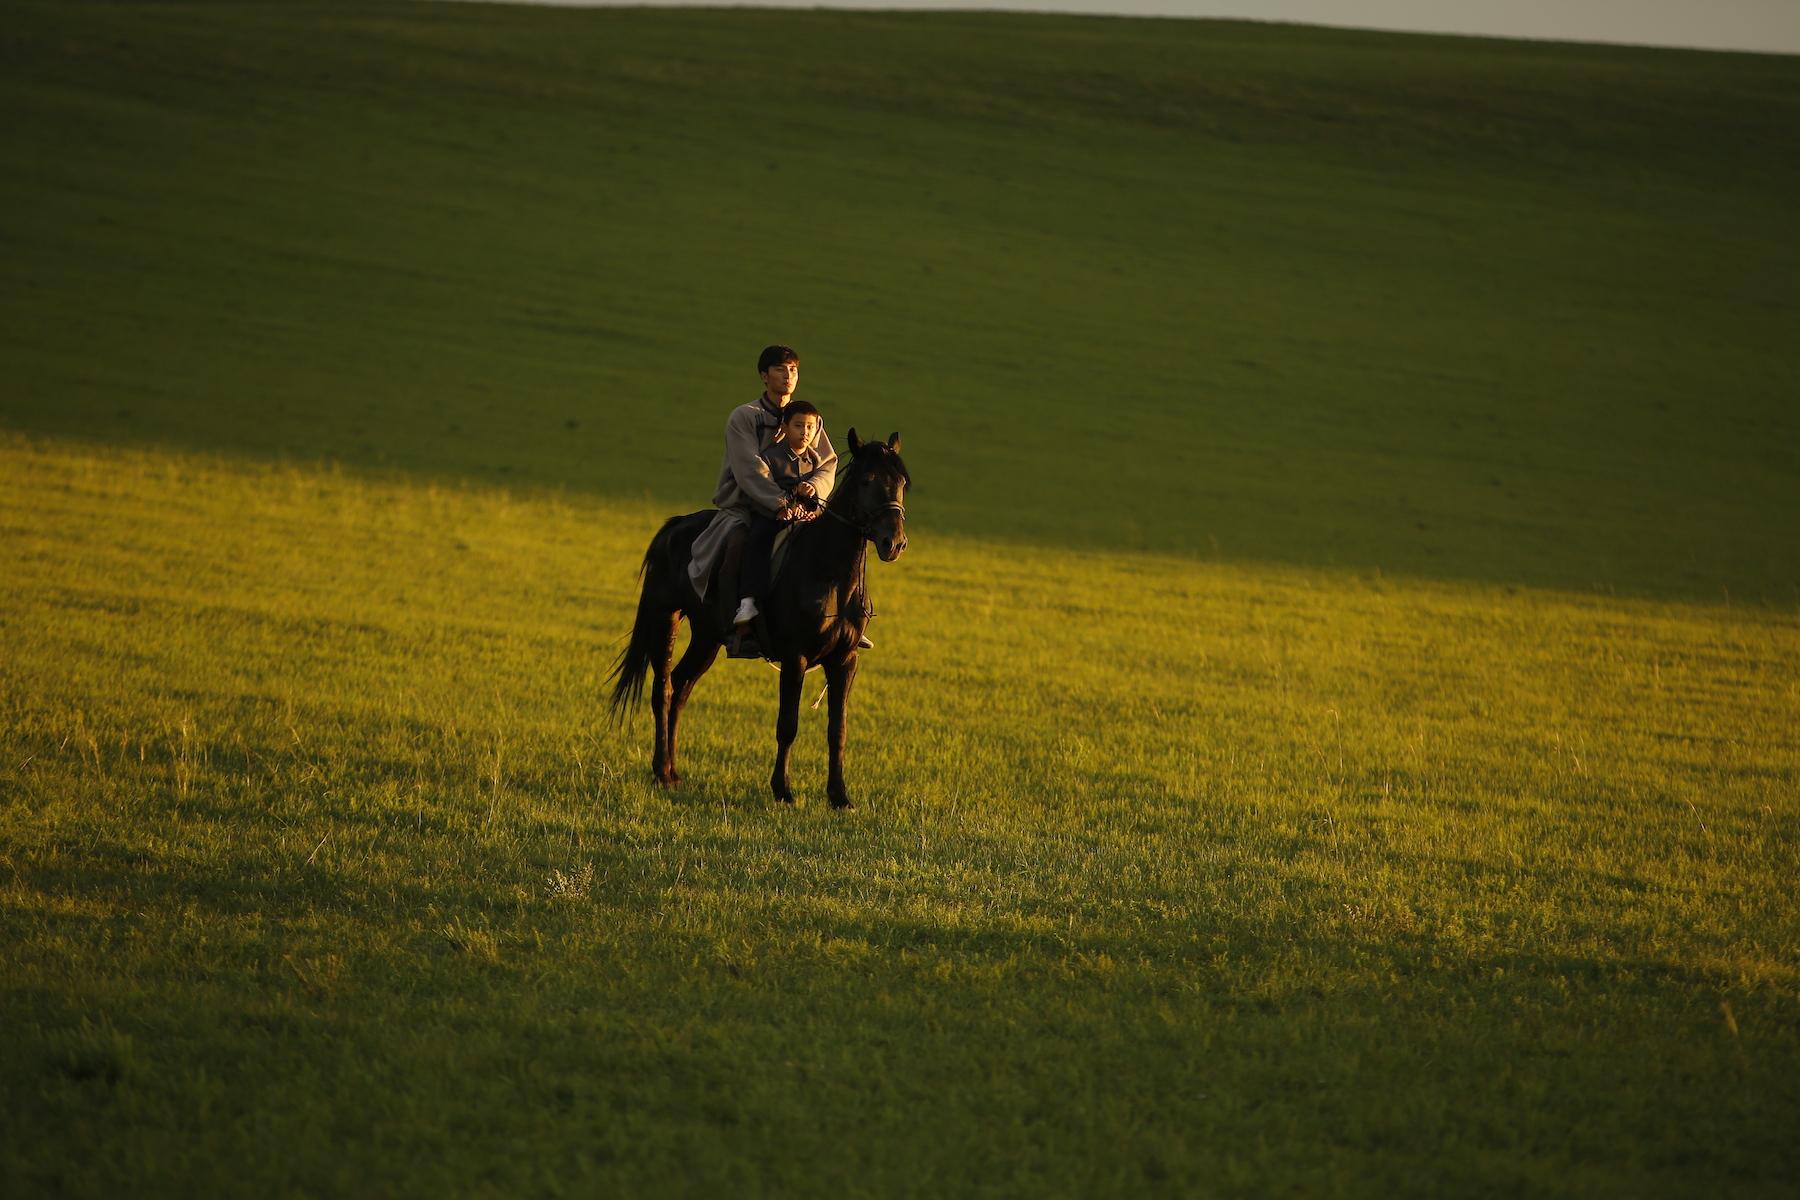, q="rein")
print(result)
[820,498,905,541]
[809,481,904,637]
